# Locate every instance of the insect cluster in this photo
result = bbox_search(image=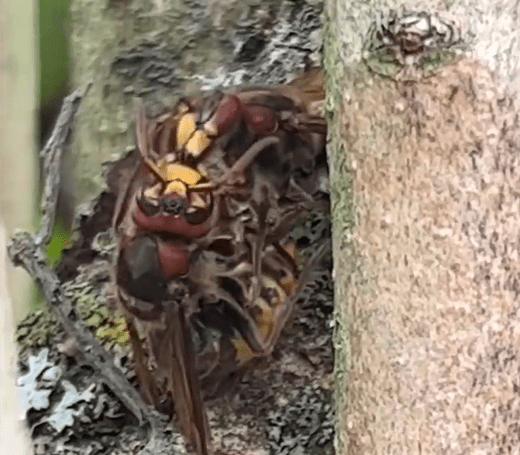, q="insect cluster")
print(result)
[109,68,329,455]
